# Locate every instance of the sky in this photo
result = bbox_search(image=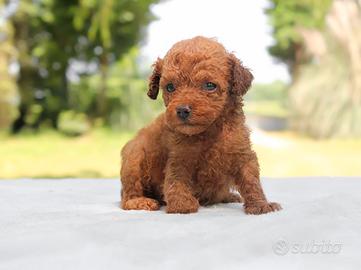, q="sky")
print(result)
[141,0,290,83]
